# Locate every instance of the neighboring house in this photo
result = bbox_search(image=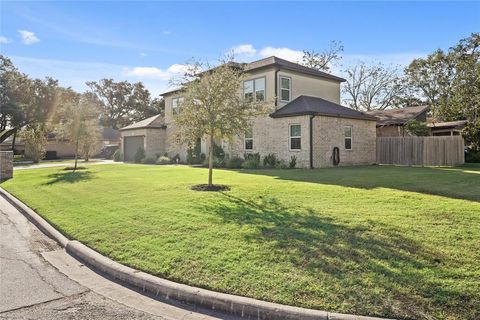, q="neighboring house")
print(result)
[367,105,430,137]
[428,120,468,136]
[120,56,378,168]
